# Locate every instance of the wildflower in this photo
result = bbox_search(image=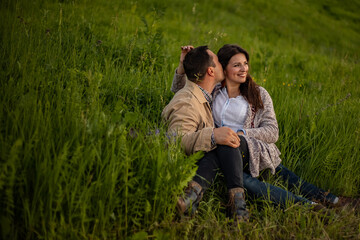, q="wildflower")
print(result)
[288,84,290,87]
[263,79,266,82]
[192,3,197,14]
[147,128,160,136]
[283,82,285,86]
